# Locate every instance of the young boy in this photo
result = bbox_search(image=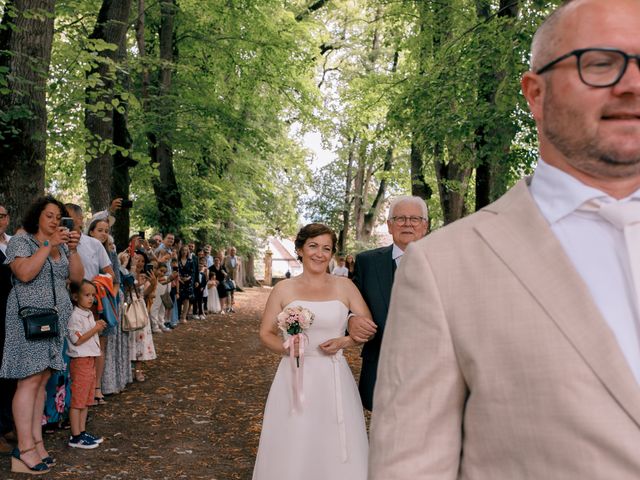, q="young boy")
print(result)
[67,280,107,449]
[192,258,208,319]
[331,256,349,277]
